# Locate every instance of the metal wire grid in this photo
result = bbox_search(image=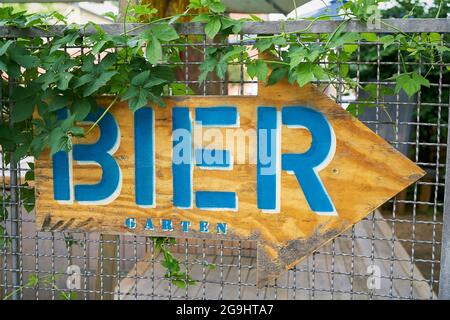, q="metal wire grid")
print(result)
[0,20,449,300]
